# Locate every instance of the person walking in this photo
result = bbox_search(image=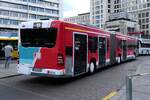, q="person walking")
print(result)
[3,44,13,68]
